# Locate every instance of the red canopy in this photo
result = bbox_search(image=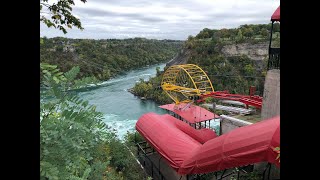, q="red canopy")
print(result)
[178,116,280,174]
[136,113,202,170]
[159,103,219,123]
[271,6,280,21]
[136,113,280,175]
